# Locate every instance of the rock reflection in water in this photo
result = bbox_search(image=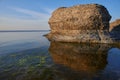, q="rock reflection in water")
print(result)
[49,42,111,79]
